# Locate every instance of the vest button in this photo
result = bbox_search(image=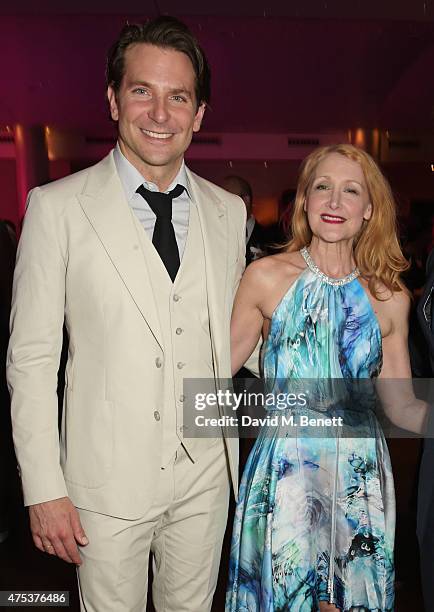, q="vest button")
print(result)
[179,395,185,403]
[173,294,180,302]
[155,357,162,368]
[154,410,161,421]
[175,327,183,335]
[177,362,185,369]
